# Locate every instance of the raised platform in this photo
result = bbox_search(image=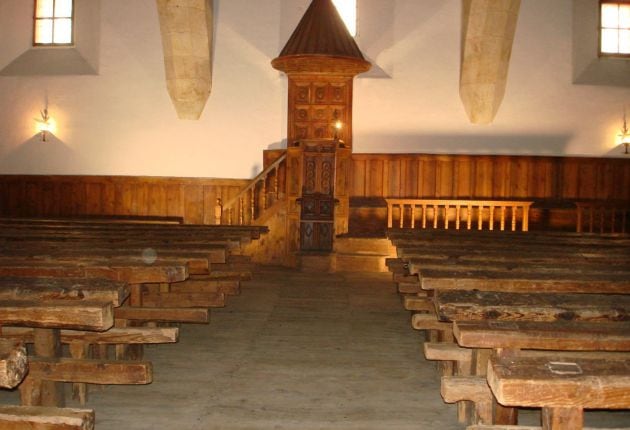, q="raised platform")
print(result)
[297,237,396,273]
